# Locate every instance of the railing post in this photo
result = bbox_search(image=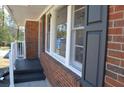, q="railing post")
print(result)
[9,43,15,87]
[17,41,25,58]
